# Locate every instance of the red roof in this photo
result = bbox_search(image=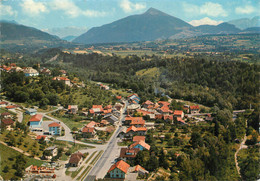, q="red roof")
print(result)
[133,136,145,142]
[158,101,170,106]
[107,160,130,174]
[160,105,171,113]
[190,105,200,110]
[48,122,61,127]
[155,114,163,119]
[126,126,137,133]
[120,148,140,158]
[6,105,16,109]
[177,117,185,124]
[143,100,154,105]
[129,140,150,150]
[69,152,83,164]
[29,114,43,122]
[130,117,145,125]
[164,115,173,120]
[104,105,112,109]
[36,135,46,140]
[1,118,14,125]
[116,96,122,99]
[0,101,8,105]
[174,110,183,116]
[82,127,95,133]
[86,121,97,128]
[1,112,11,116]
[92,105,103,109]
